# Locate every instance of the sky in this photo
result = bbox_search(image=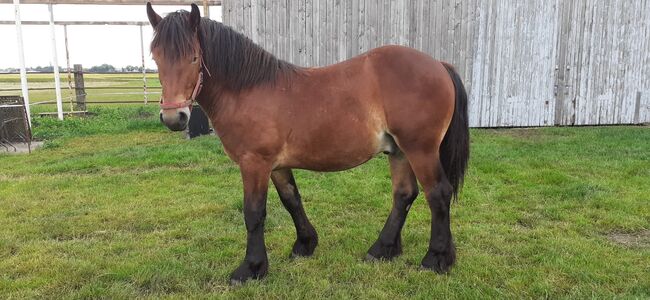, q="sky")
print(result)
[0,3,222,70]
